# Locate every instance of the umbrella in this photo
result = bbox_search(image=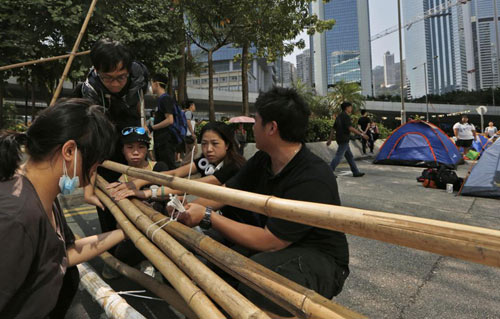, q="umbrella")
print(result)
[229,116,255,123]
